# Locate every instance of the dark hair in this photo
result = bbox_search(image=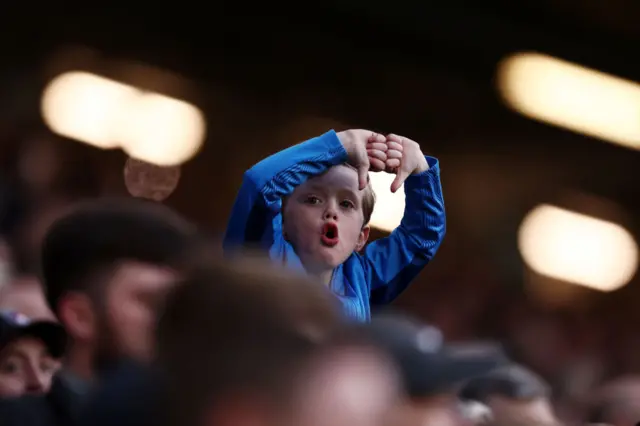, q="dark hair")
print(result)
[156,256,344,426]
[40,197,196,314]
[459,364,550,403]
